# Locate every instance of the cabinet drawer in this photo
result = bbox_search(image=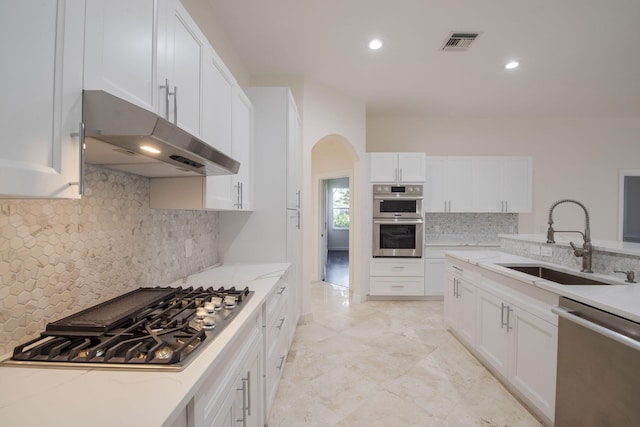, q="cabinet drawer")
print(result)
[370,258,425,276]
[266,297,288,357]
[265,337,289,419]
[369,276,425,296]
[265,277,289,321]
